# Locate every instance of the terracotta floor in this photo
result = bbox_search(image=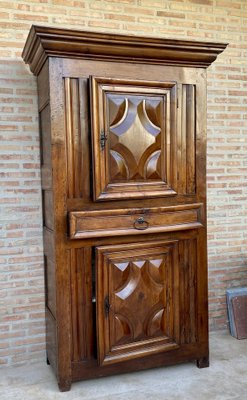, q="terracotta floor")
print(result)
[1,331,247,400]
